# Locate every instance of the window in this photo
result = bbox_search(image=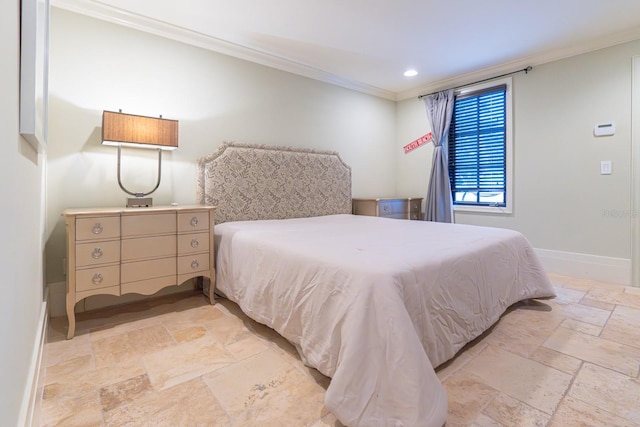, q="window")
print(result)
[447,77,512,213]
